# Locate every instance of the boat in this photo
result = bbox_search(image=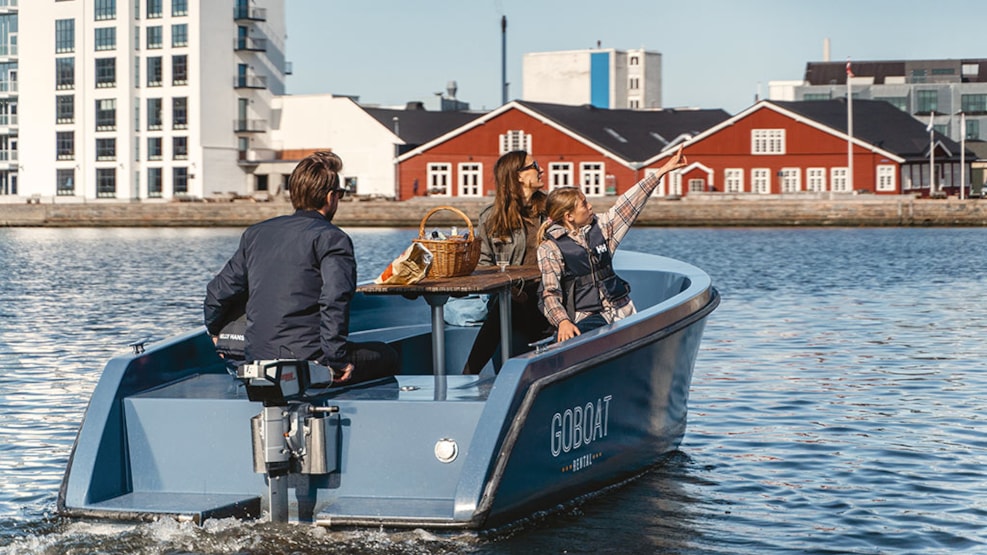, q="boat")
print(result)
[58,250,719,530]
